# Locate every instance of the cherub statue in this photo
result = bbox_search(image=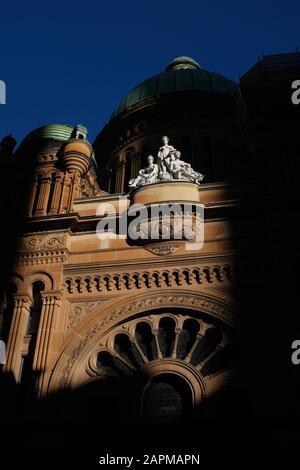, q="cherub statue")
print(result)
[128,155,159,189]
